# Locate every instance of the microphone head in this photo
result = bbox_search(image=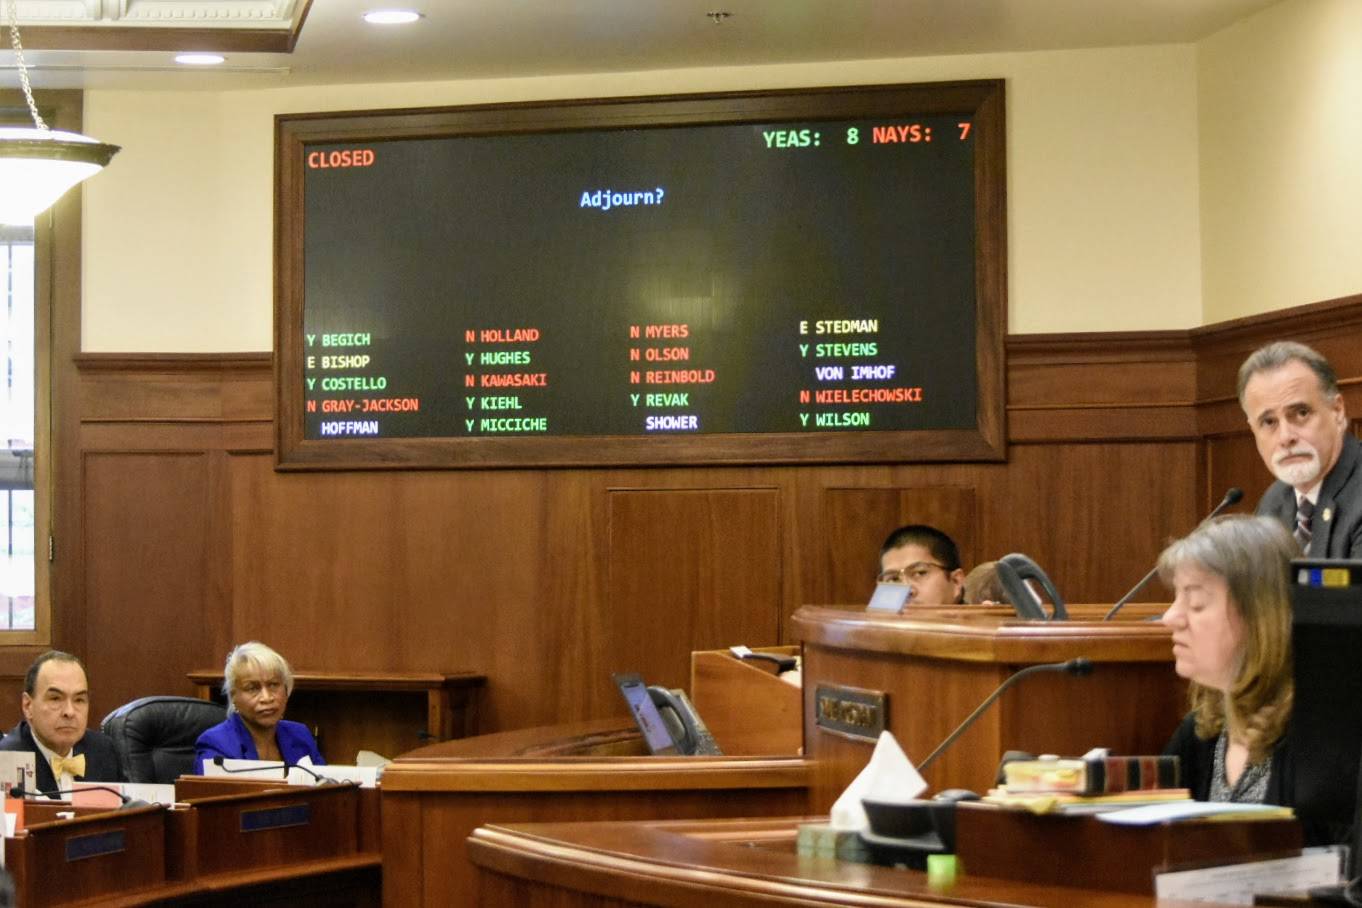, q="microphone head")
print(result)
[1066,657,1094,677]
[1224,487,1244,506]
[213,756,226,767]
